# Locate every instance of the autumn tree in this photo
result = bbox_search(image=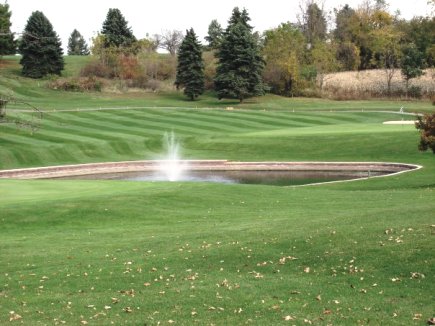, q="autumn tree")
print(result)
[310,41,339,90]
[67,29,89,55]
[214,7,265,102]
[415,113,435,154]
[0,2,15,57]
[333,4,361,70]
[369,23,402,95]
[101,8,136,48]
[19,11,64,78]
[205,19,223,50]
[401,43,425,96]
[262,23,306,96]
[175,28,204,100]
